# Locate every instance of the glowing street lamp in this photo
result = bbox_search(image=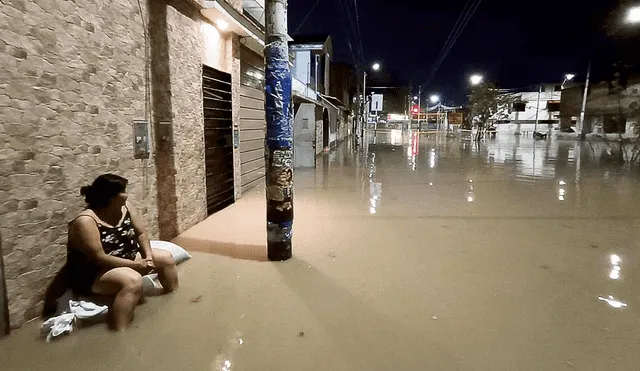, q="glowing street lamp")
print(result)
[429,94,440,104]
[627,6,640,23]
[561,73,575,89]
[363,62,381,132]
[578,7,640,137]
[470,74,483,86]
